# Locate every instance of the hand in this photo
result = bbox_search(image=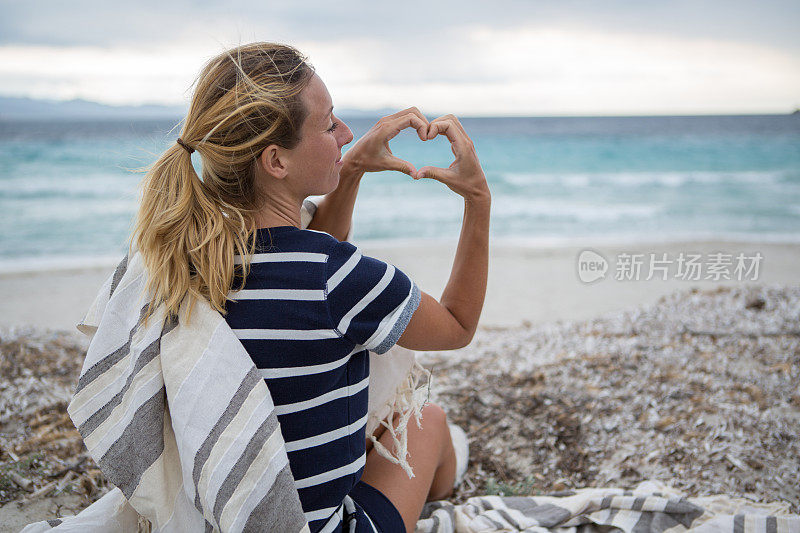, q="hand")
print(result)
[341,107,429,177]
[416,115,490,201]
